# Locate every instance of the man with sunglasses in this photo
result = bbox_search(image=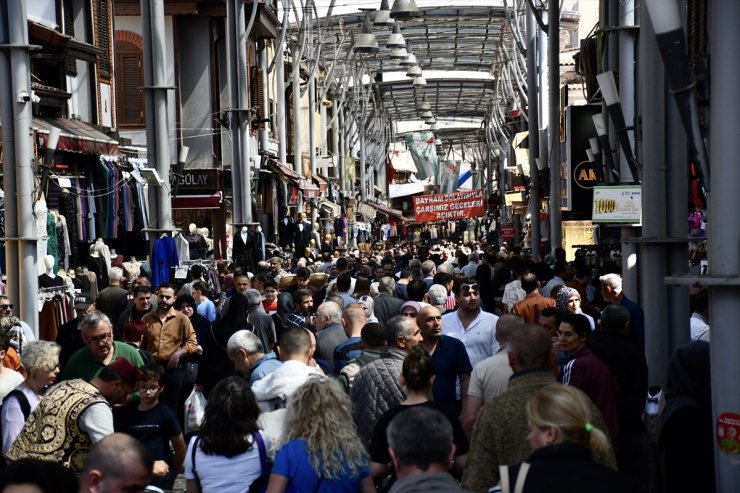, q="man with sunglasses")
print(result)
[0,295,36,354]
[441,279,500,370]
